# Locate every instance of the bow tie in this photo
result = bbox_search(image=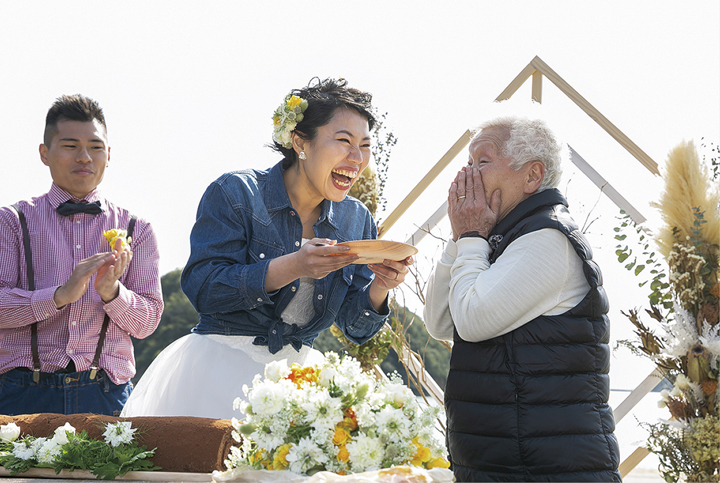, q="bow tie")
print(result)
[56,200,103,216]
